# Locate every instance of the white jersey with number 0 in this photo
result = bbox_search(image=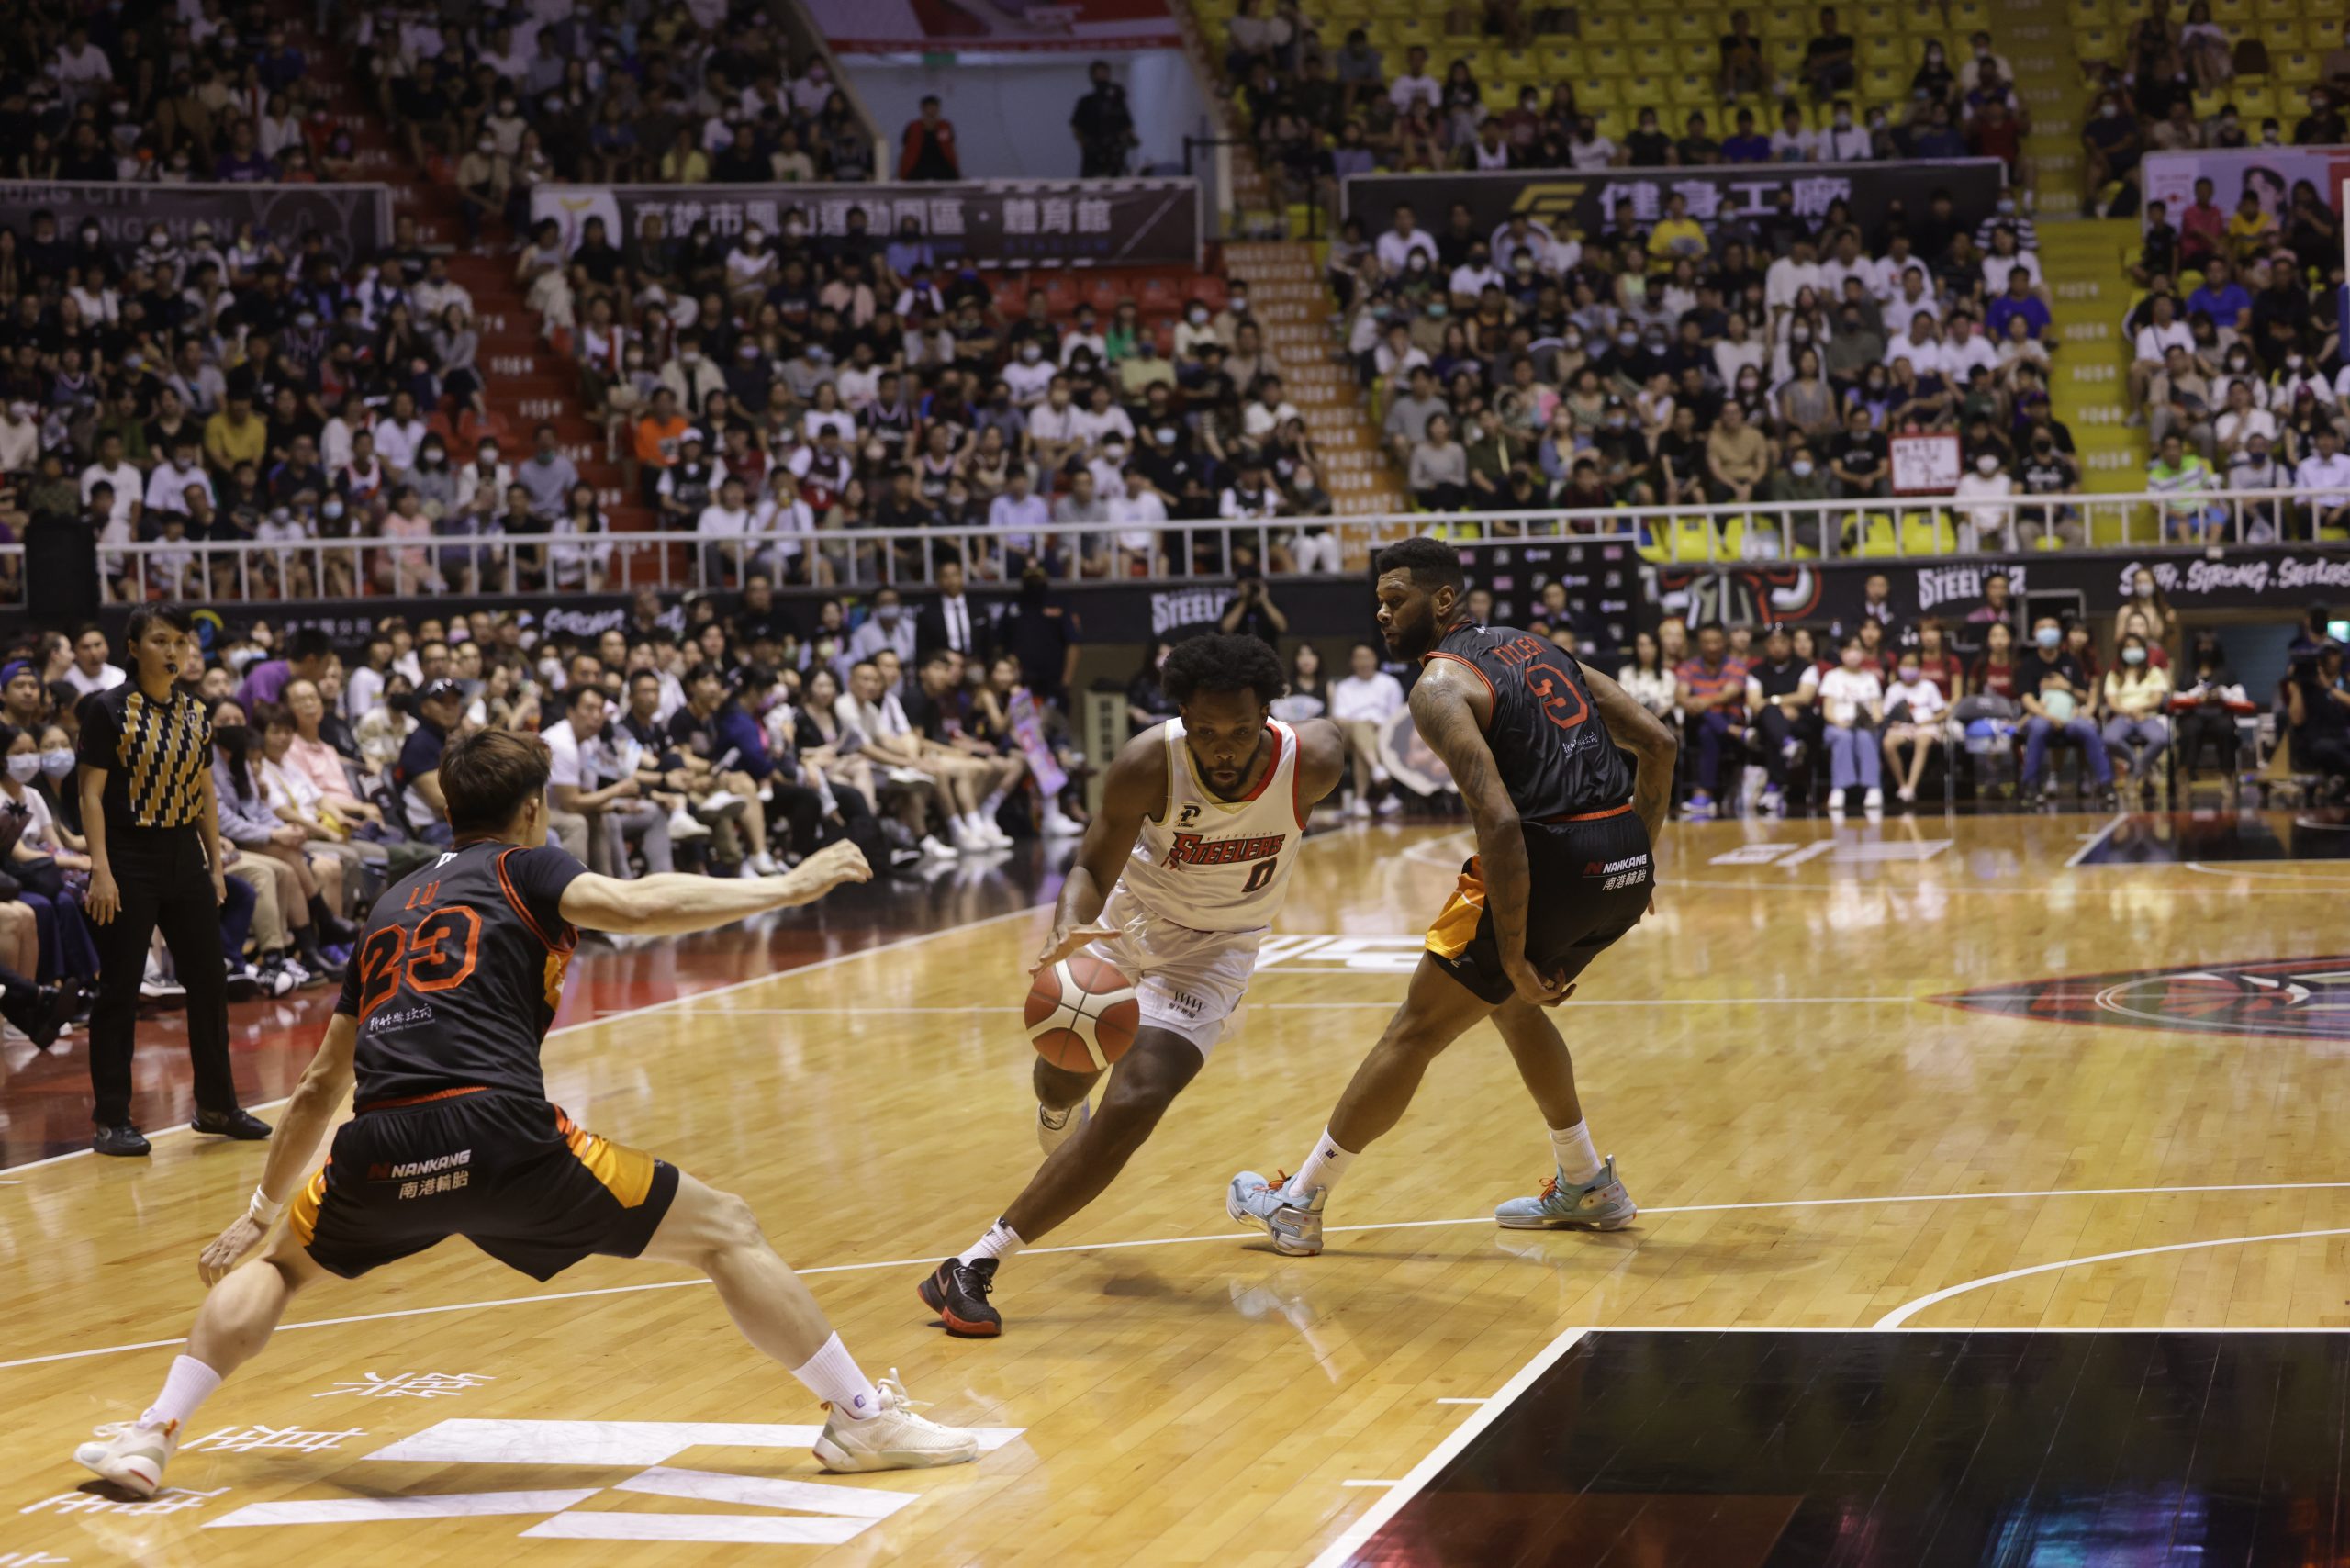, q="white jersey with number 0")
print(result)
[1110,718,1306,935]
